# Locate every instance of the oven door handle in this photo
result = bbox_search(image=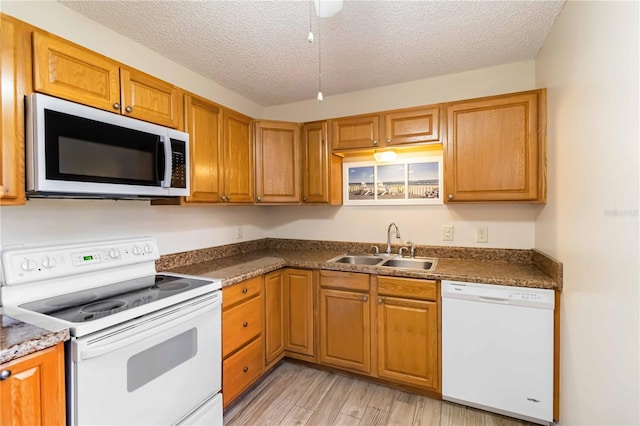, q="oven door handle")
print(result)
[78,296,219,361]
